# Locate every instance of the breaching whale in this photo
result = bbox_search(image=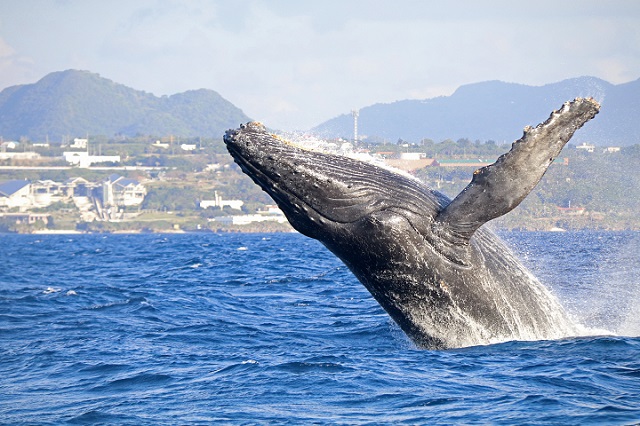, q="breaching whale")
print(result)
[224,98,600,349]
